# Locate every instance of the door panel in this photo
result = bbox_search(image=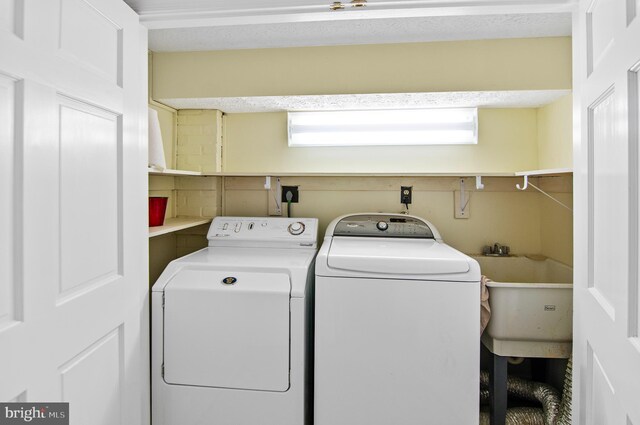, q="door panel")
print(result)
[59,96,120,297]
[164,270,291,391]
[575,1,640,424]
[59,0,123,85]
[59,328,123,425]
[0,0,23,37]
[586,345,622,425]
[629,0,640,24]
[587,0,616,73]
[589,88,623,319]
